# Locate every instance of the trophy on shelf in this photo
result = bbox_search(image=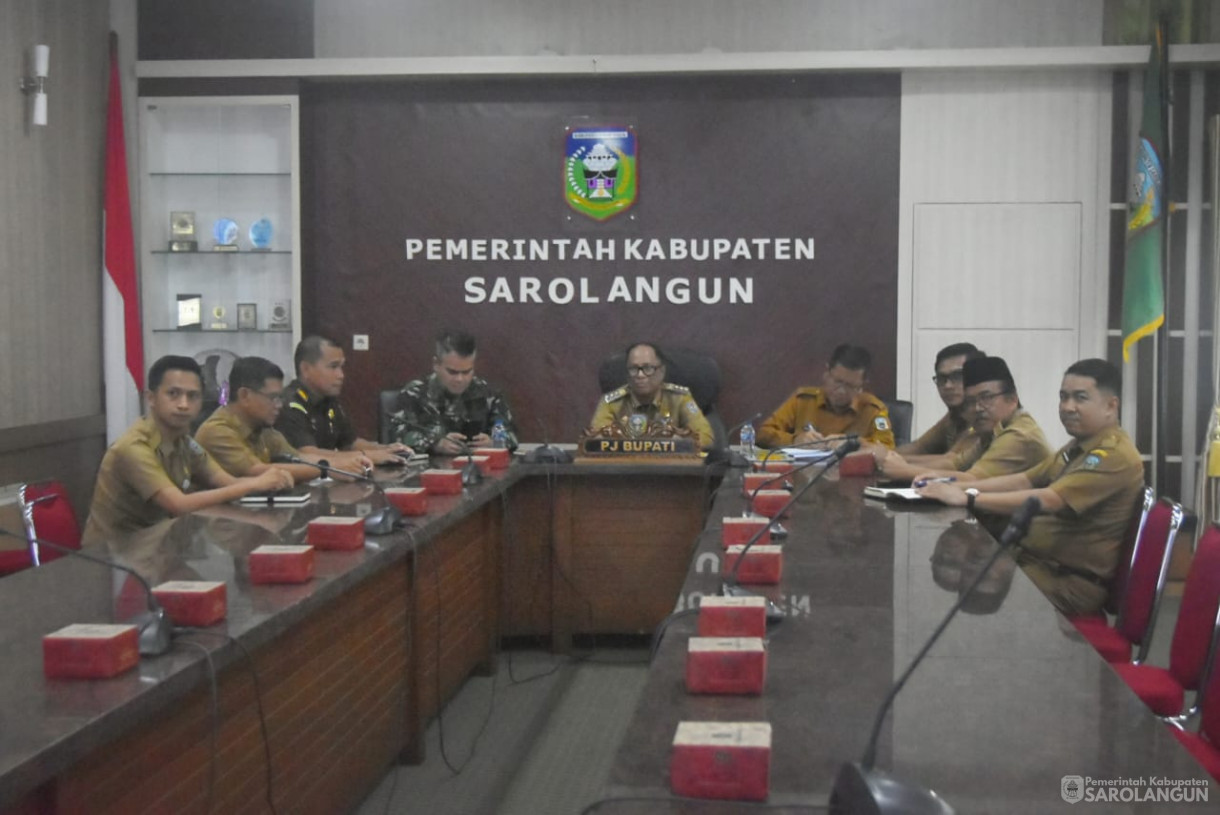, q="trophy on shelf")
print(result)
[209,305,229,331]
[268,300,292,331]
[176,294,202,331]
[212,218,239,252]
[169,211,197,252]
[249,218,273,252]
